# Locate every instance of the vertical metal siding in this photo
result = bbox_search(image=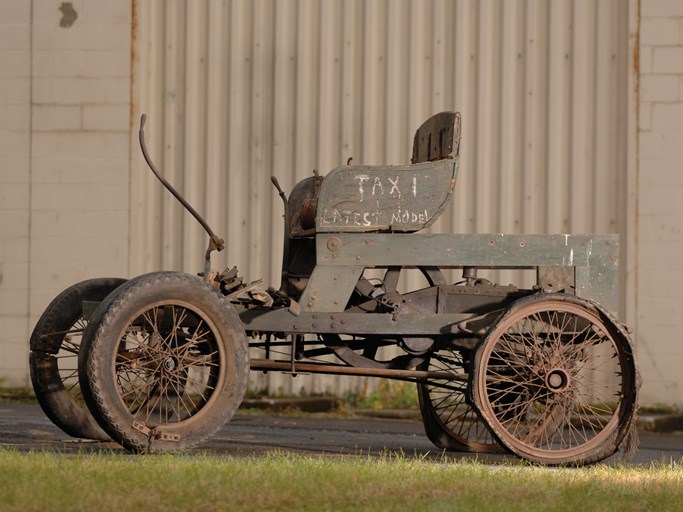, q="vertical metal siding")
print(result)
[130,0,628,395]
